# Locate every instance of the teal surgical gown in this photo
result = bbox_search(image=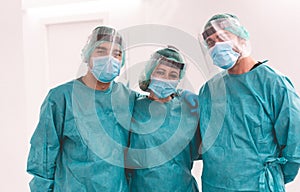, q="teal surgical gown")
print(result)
[127,95,200,192]
[27,79,136,192]
[198,63,300,191]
